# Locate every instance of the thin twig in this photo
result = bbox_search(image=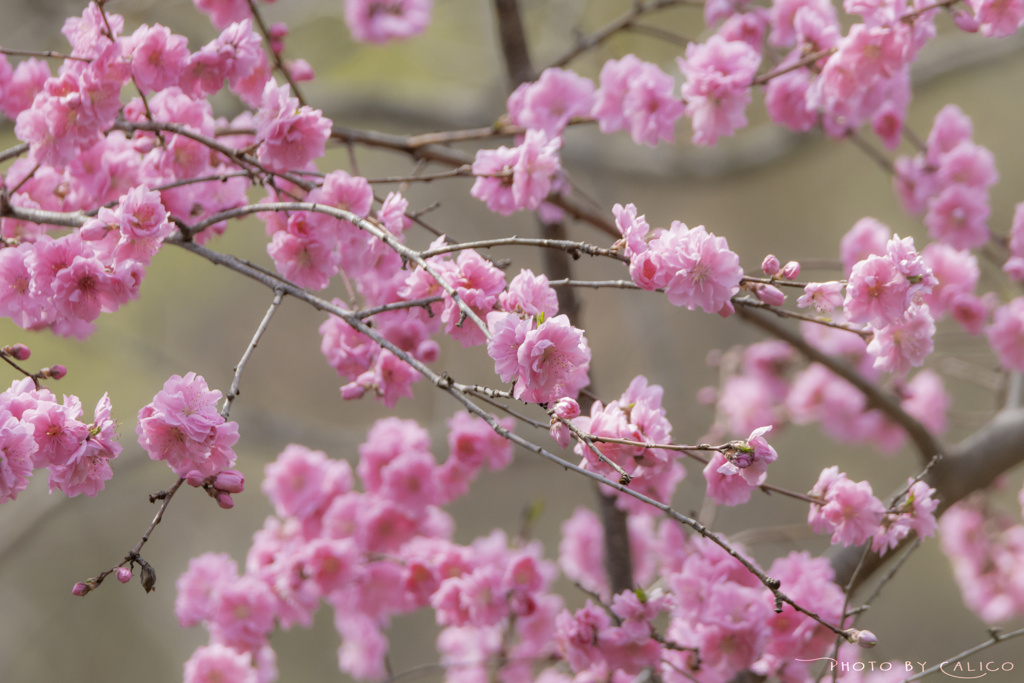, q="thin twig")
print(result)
[901,627,1024,682]
[0,47,90,62]
[221,289,285,419]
